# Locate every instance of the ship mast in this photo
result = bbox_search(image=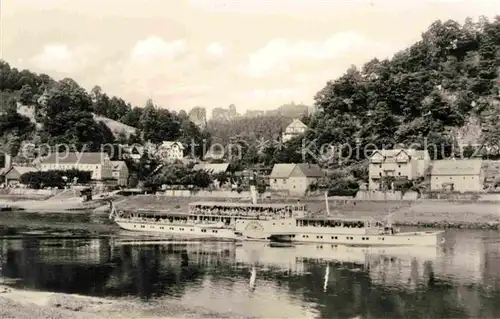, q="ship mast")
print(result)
[249,171,258,205]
